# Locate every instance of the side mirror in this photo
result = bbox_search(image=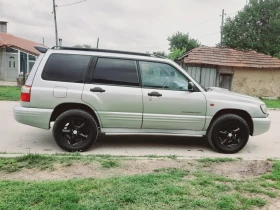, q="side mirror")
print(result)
[188,82,194,91]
